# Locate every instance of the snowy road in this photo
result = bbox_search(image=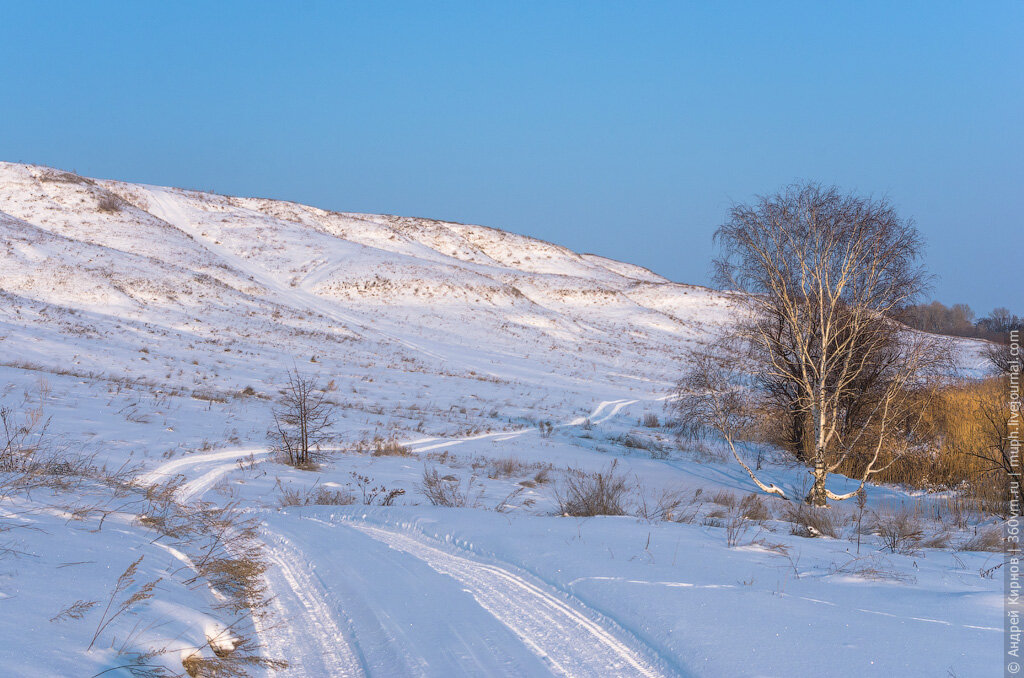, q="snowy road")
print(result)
[260,513,672,677]
[143,414,678,677]
[343,520,667,678]
[259,529,366,677]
